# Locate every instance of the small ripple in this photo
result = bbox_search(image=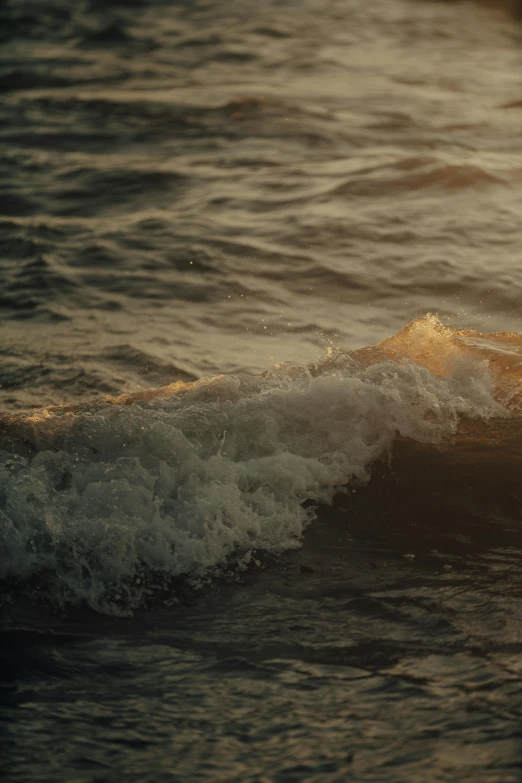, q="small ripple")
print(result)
[101,344,197,386]
[329,163,507,198]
